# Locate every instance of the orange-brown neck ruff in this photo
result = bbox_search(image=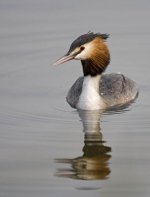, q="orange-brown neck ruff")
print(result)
[81,37,110,76]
